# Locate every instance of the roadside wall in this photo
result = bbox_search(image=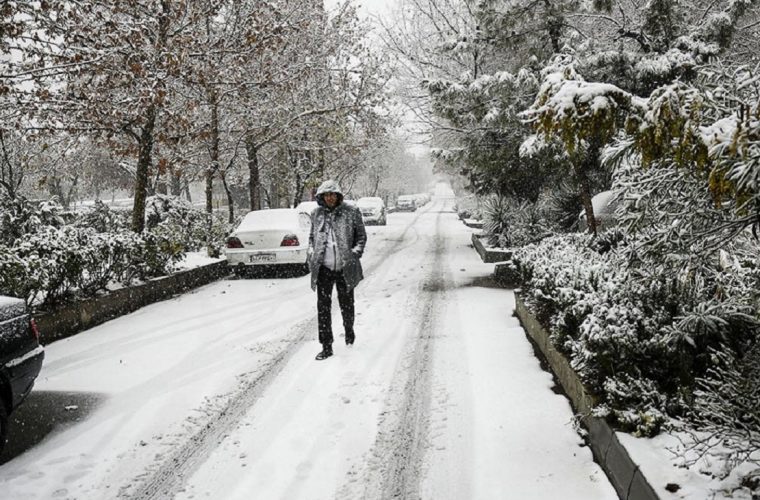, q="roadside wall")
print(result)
[513,294,661,500]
